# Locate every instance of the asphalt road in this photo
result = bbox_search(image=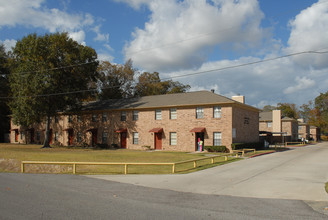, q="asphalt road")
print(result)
[92,142,328,201]
[1,173,328,220]
[1,143,328,219]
